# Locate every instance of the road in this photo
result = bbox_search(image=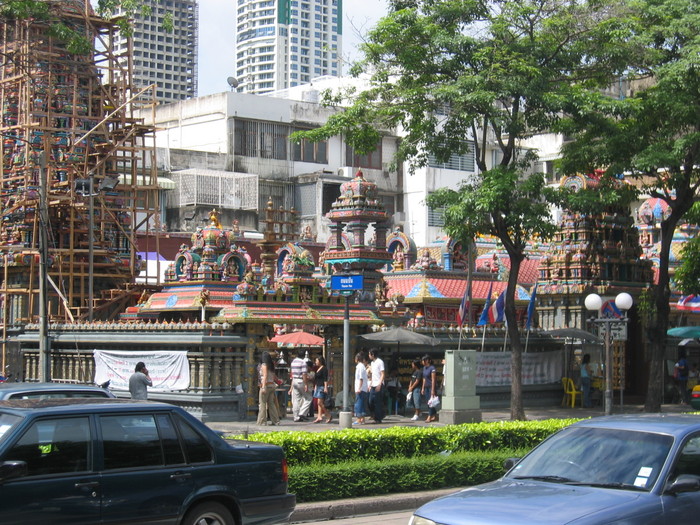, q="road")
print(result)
[295,510,414,524]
